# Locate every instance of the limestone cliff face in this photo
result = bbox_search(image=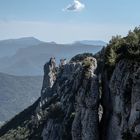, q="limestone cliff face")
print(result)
[39,56,139,140]
[39,57,99,140]
[41,57,57,101]
[101,59,140,140]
